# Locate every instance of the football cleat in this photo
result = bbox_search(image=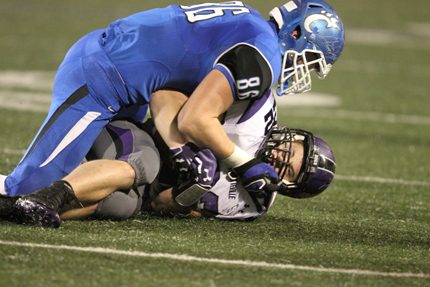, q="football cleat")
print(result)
[13,198,61,228]
[10,180,78,228]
